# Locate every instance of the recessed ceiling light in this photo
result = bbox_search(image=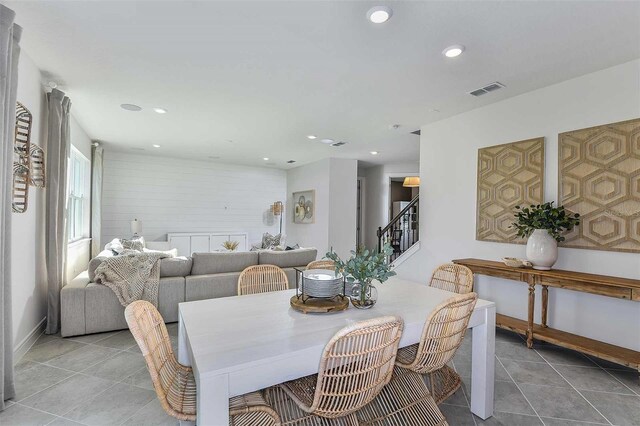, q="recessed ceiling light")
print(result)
[120,103,142,111]
[367,6,393,24]
[320,138,335,145]
[443,45,465,58]
[153,144,160,148]
[307,135,317,140]
[153,107,167,114]
[370,151,379,155]
[263,157,269,161]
